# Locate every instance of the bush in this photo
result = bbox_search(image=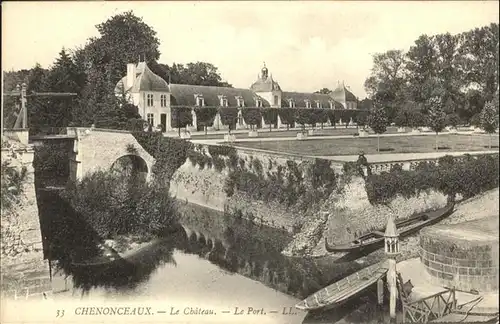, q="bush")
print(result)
[365,154,499,205]
[195,107,217,127]
[241,108,262,129]
[219,108,239,130]
[278,108,296,126]
[262,108,278,125]
[445,113,461,128]
[61,171,180,238]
